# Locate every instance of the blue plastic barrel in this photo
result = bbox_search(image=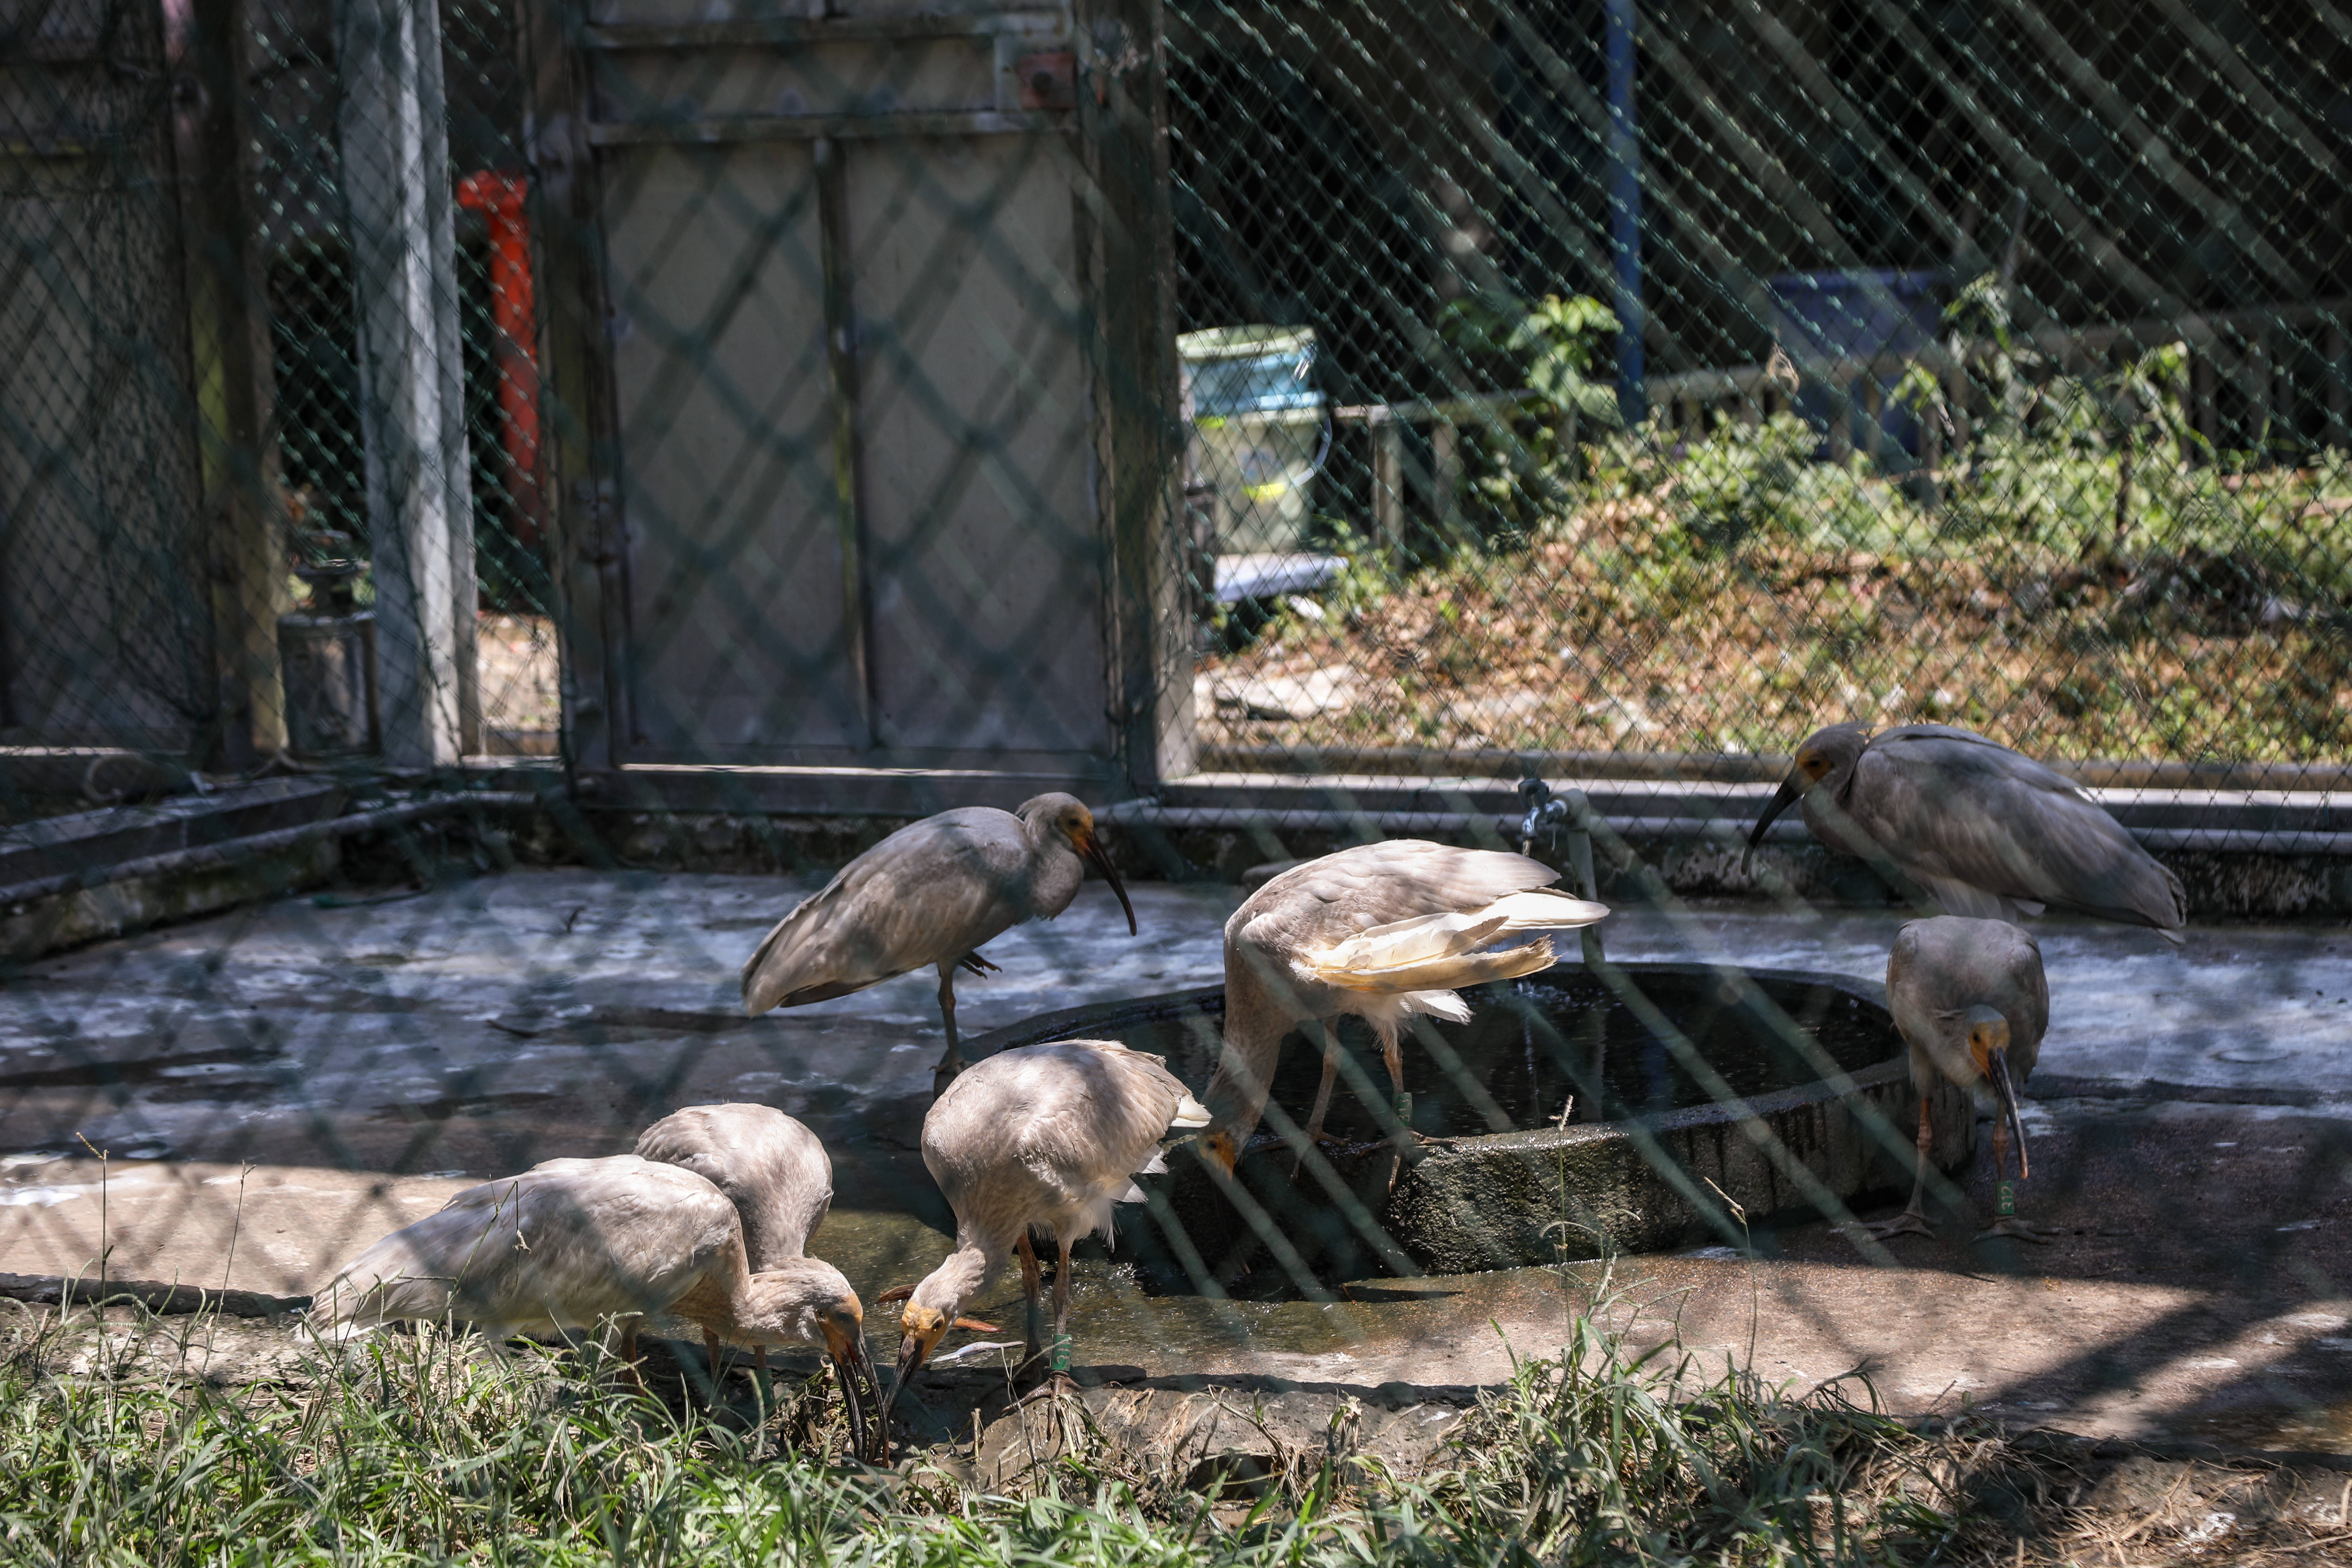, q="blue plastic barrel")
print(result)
[1765,270,1941,462]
